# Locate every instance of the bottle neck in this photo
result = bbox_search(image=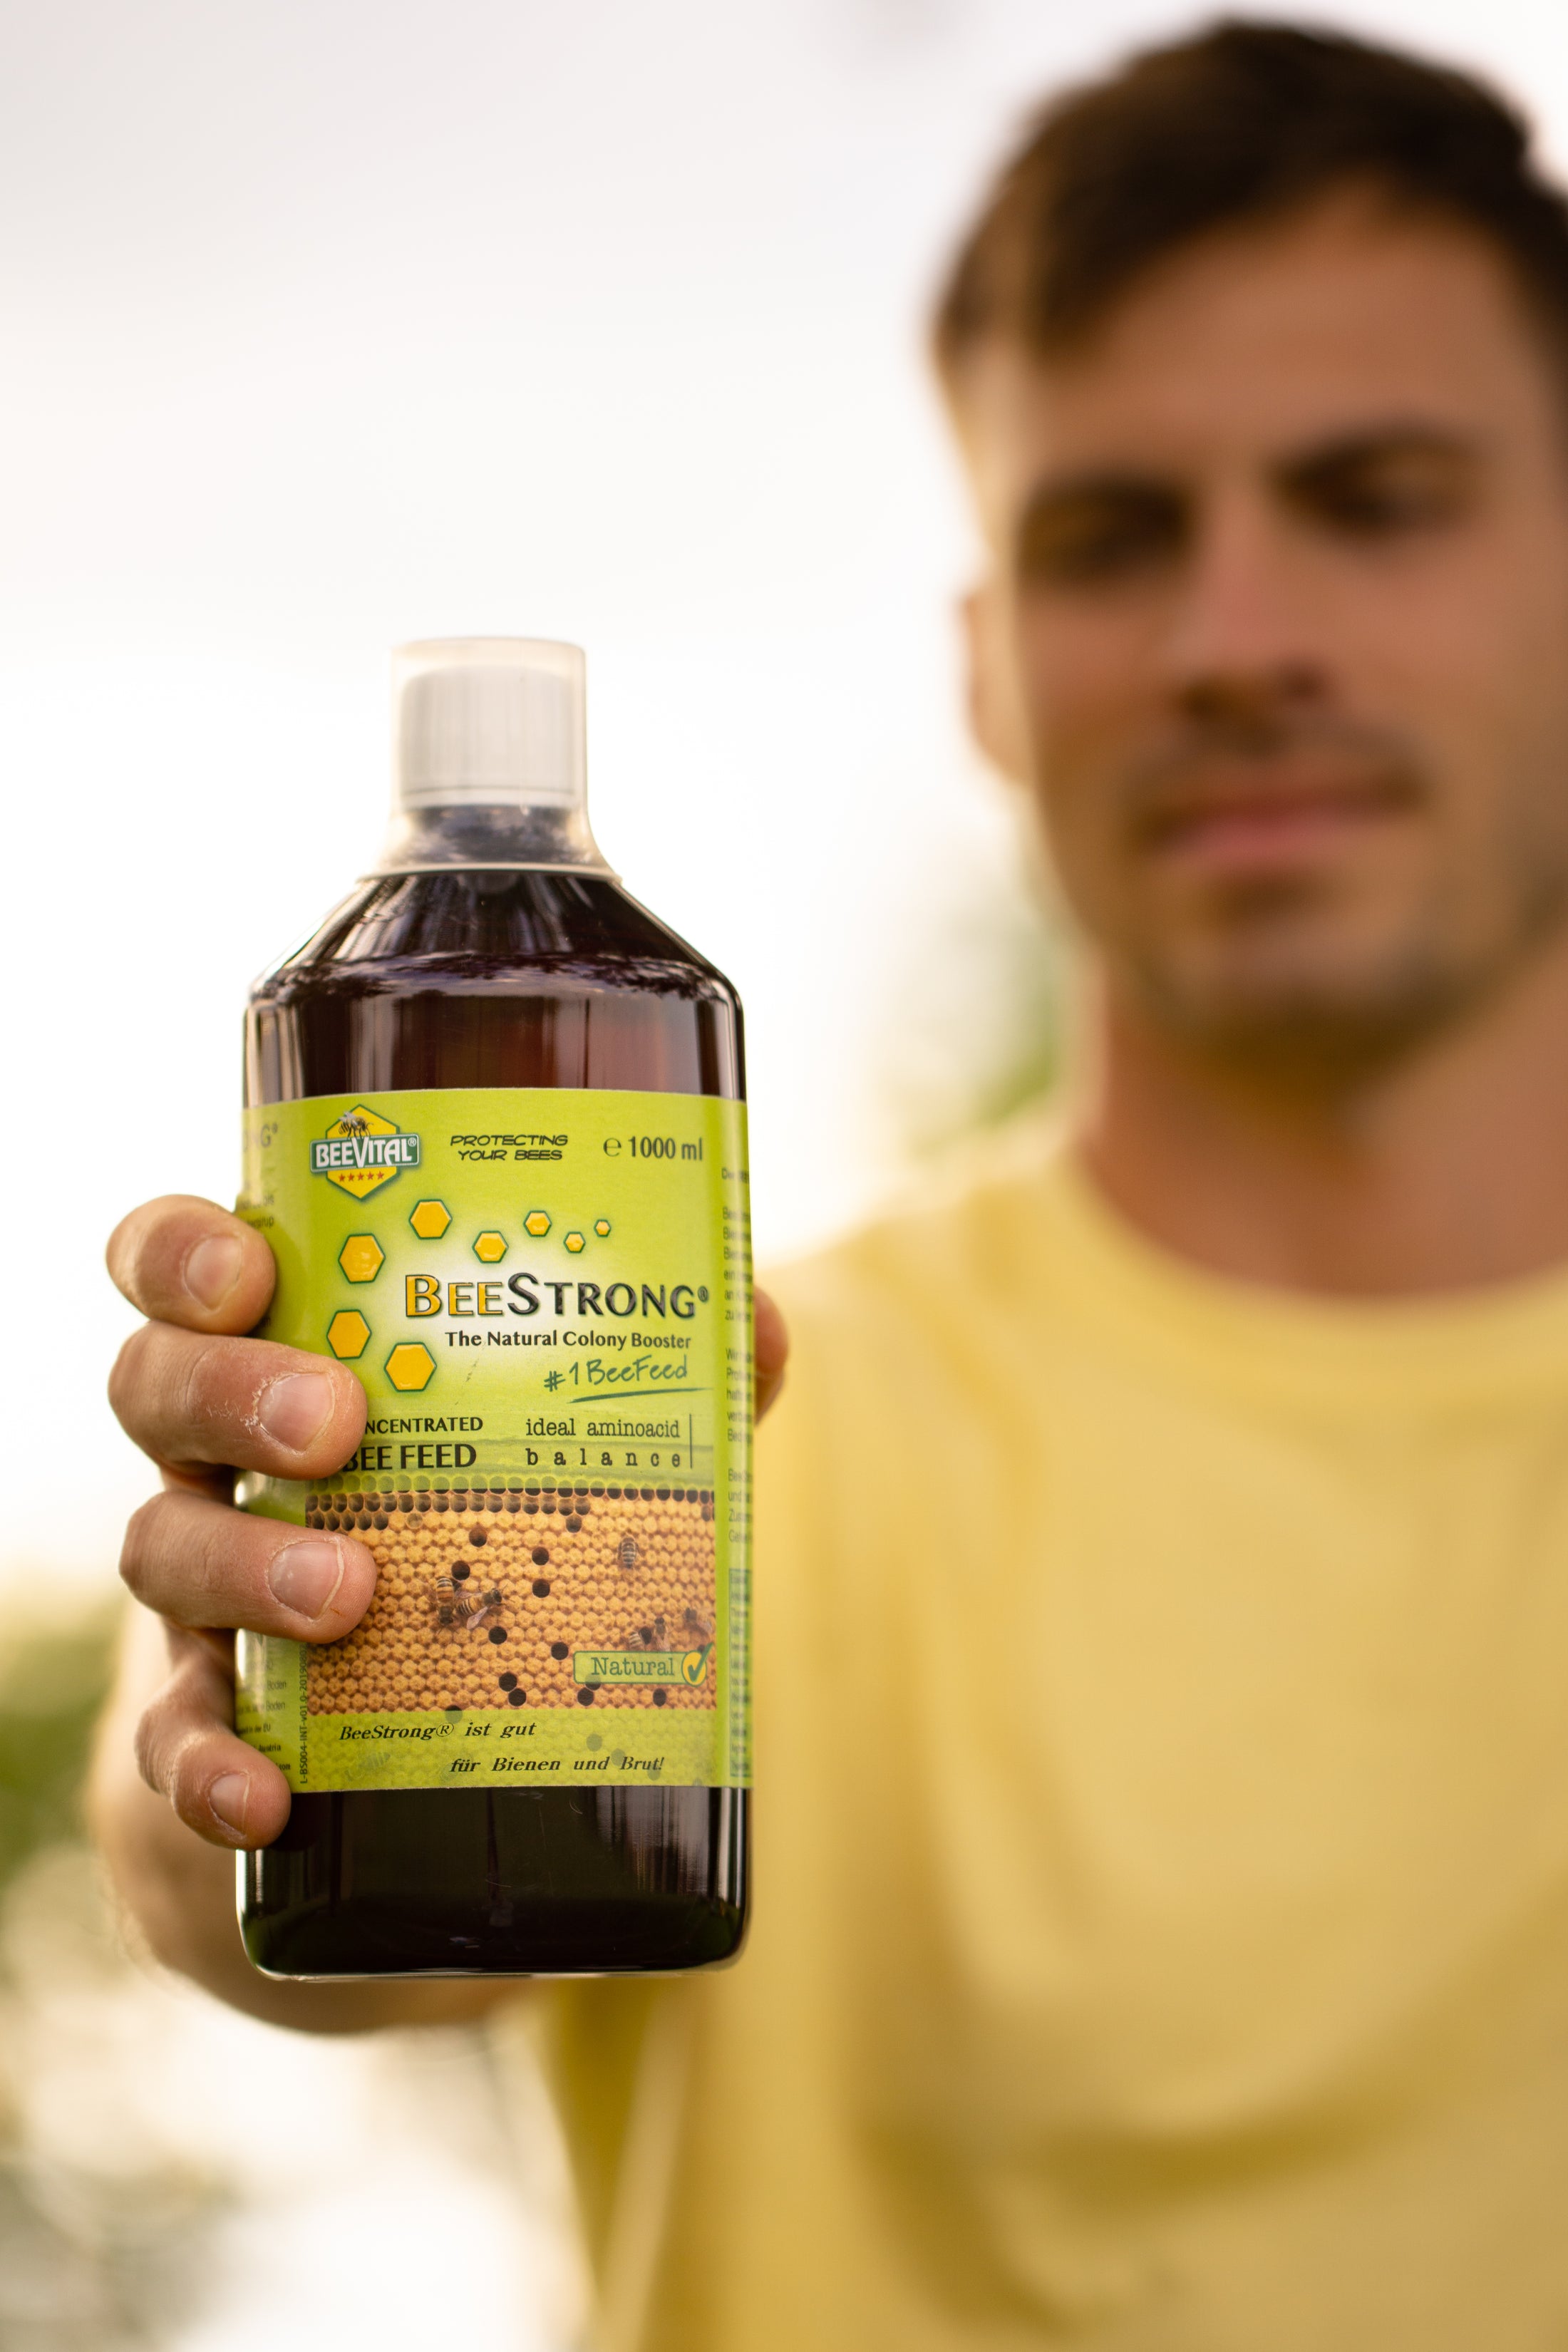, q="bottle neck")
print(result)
[372,798,611,876]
